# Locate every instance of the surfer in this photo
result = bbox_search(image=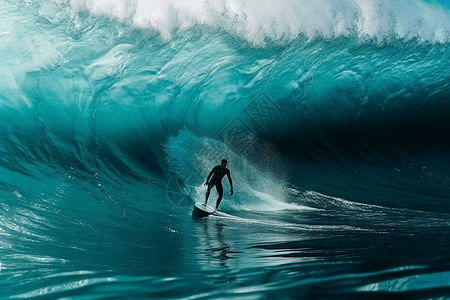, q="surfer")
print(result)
[203,159,233,209]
